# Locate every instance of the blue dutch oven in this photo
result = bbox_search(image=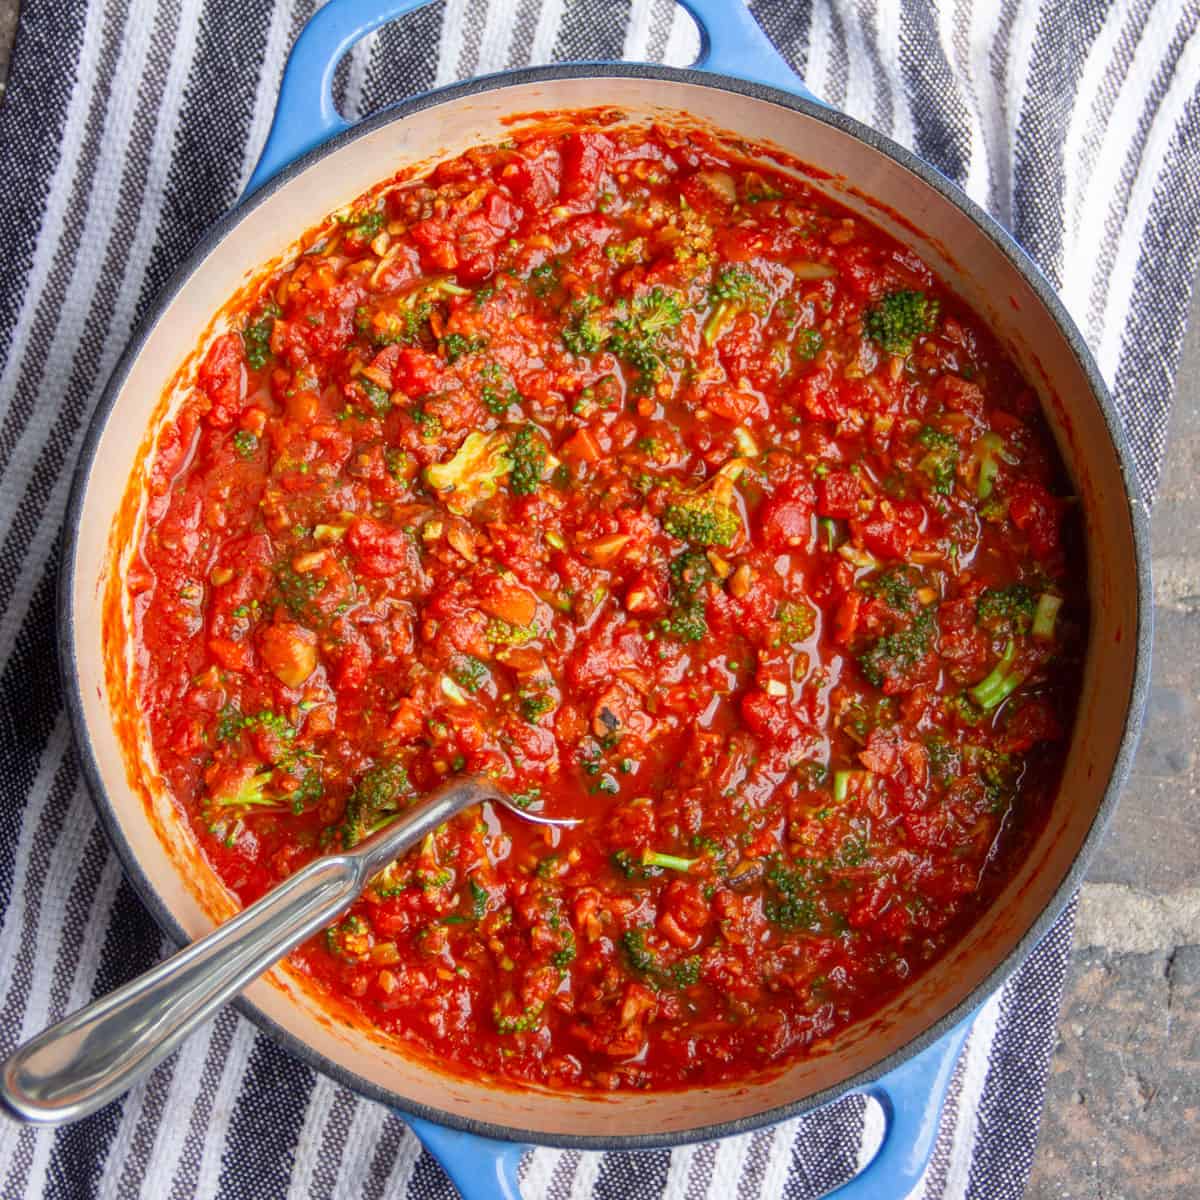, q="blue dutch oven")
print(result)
[55,0,1151,1196]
